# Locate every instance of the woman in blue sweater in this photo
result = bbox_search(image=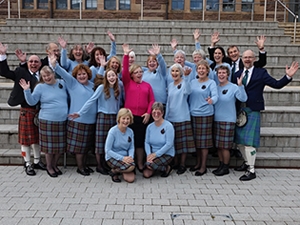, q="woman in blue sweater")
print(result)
[19,66,68,178]
[165,63,195,175]
[69,69,122,175]
[189,60,218,176]
[213,65,247,176]
[50,57,97,176]
[105,108,135,183]
[143,102,175,178]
